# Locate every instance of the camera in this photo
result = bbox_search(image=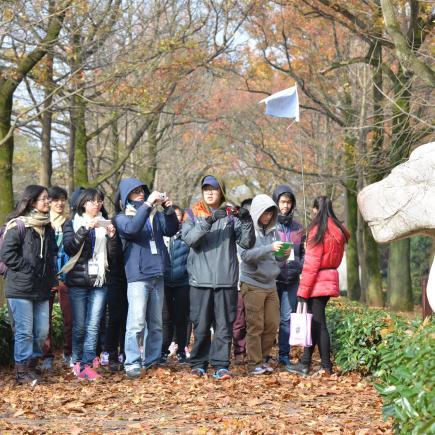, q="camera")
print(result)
[159,193,167,201]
